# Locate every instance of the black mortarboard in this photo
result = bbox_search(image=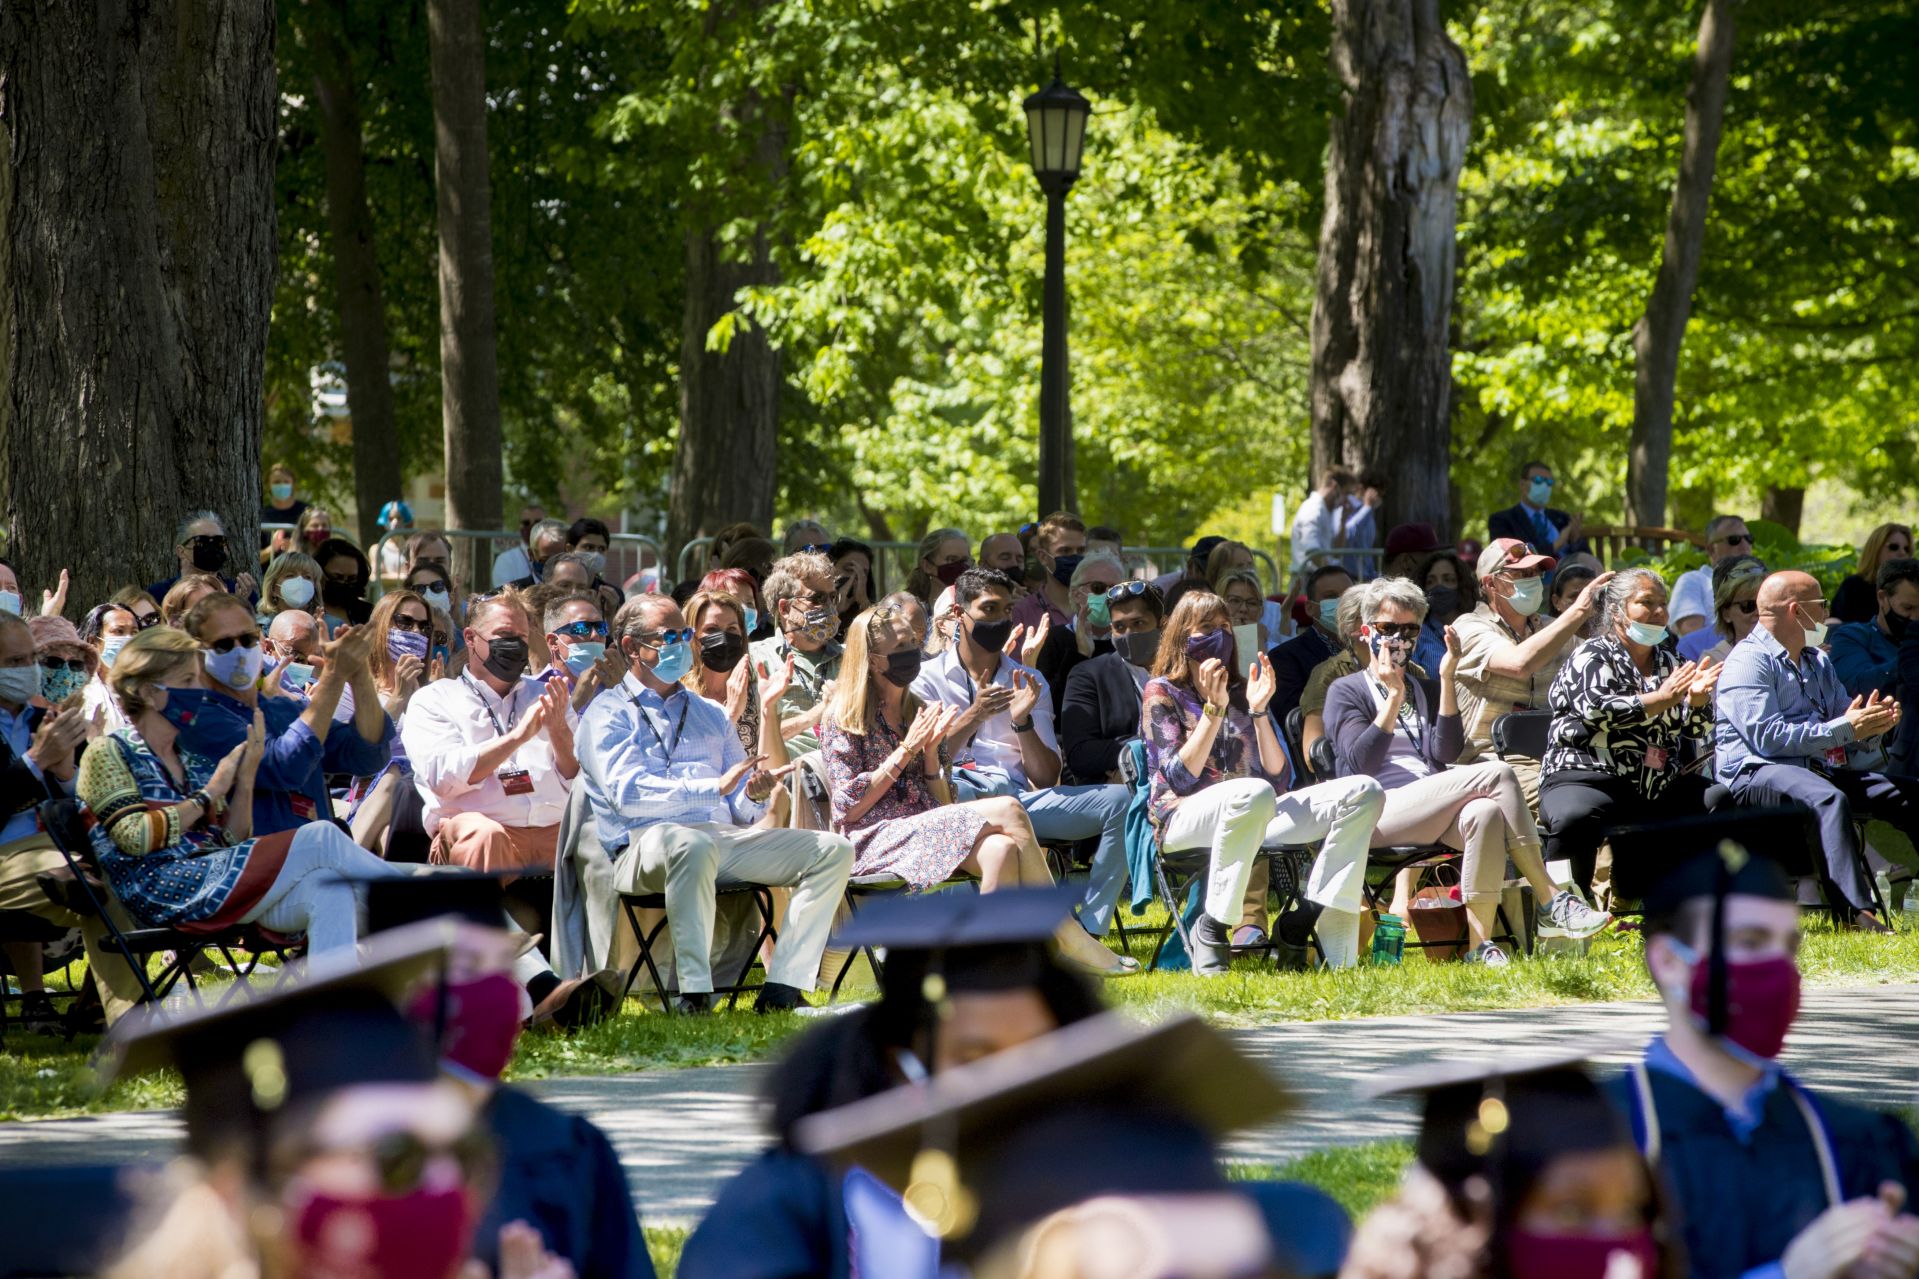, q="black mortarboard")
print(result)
[362,867,514,934]
[795,1012,1290,1256]
[1611,808,1805,1040]
[833,883,1078,995]
[99,922,456,1161]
